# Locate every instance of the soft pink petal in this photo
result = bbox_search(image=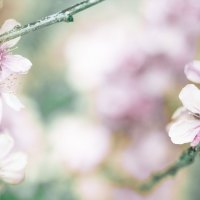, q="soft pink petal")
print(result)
[185,60,200,83]
[179,84,200,114]
[0,19,20,33]
[0,170,25,184]
[0,136,27,184]
[169,118,200,144]
[0,133,13,160]
[0,152,27,171]
[3,55,32,73]
[0,19,21,48]
[171,106,189,120]
[2,93,24,111]
[191,132,200,147]
[167,107,193,133]
[0,67,12,81]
